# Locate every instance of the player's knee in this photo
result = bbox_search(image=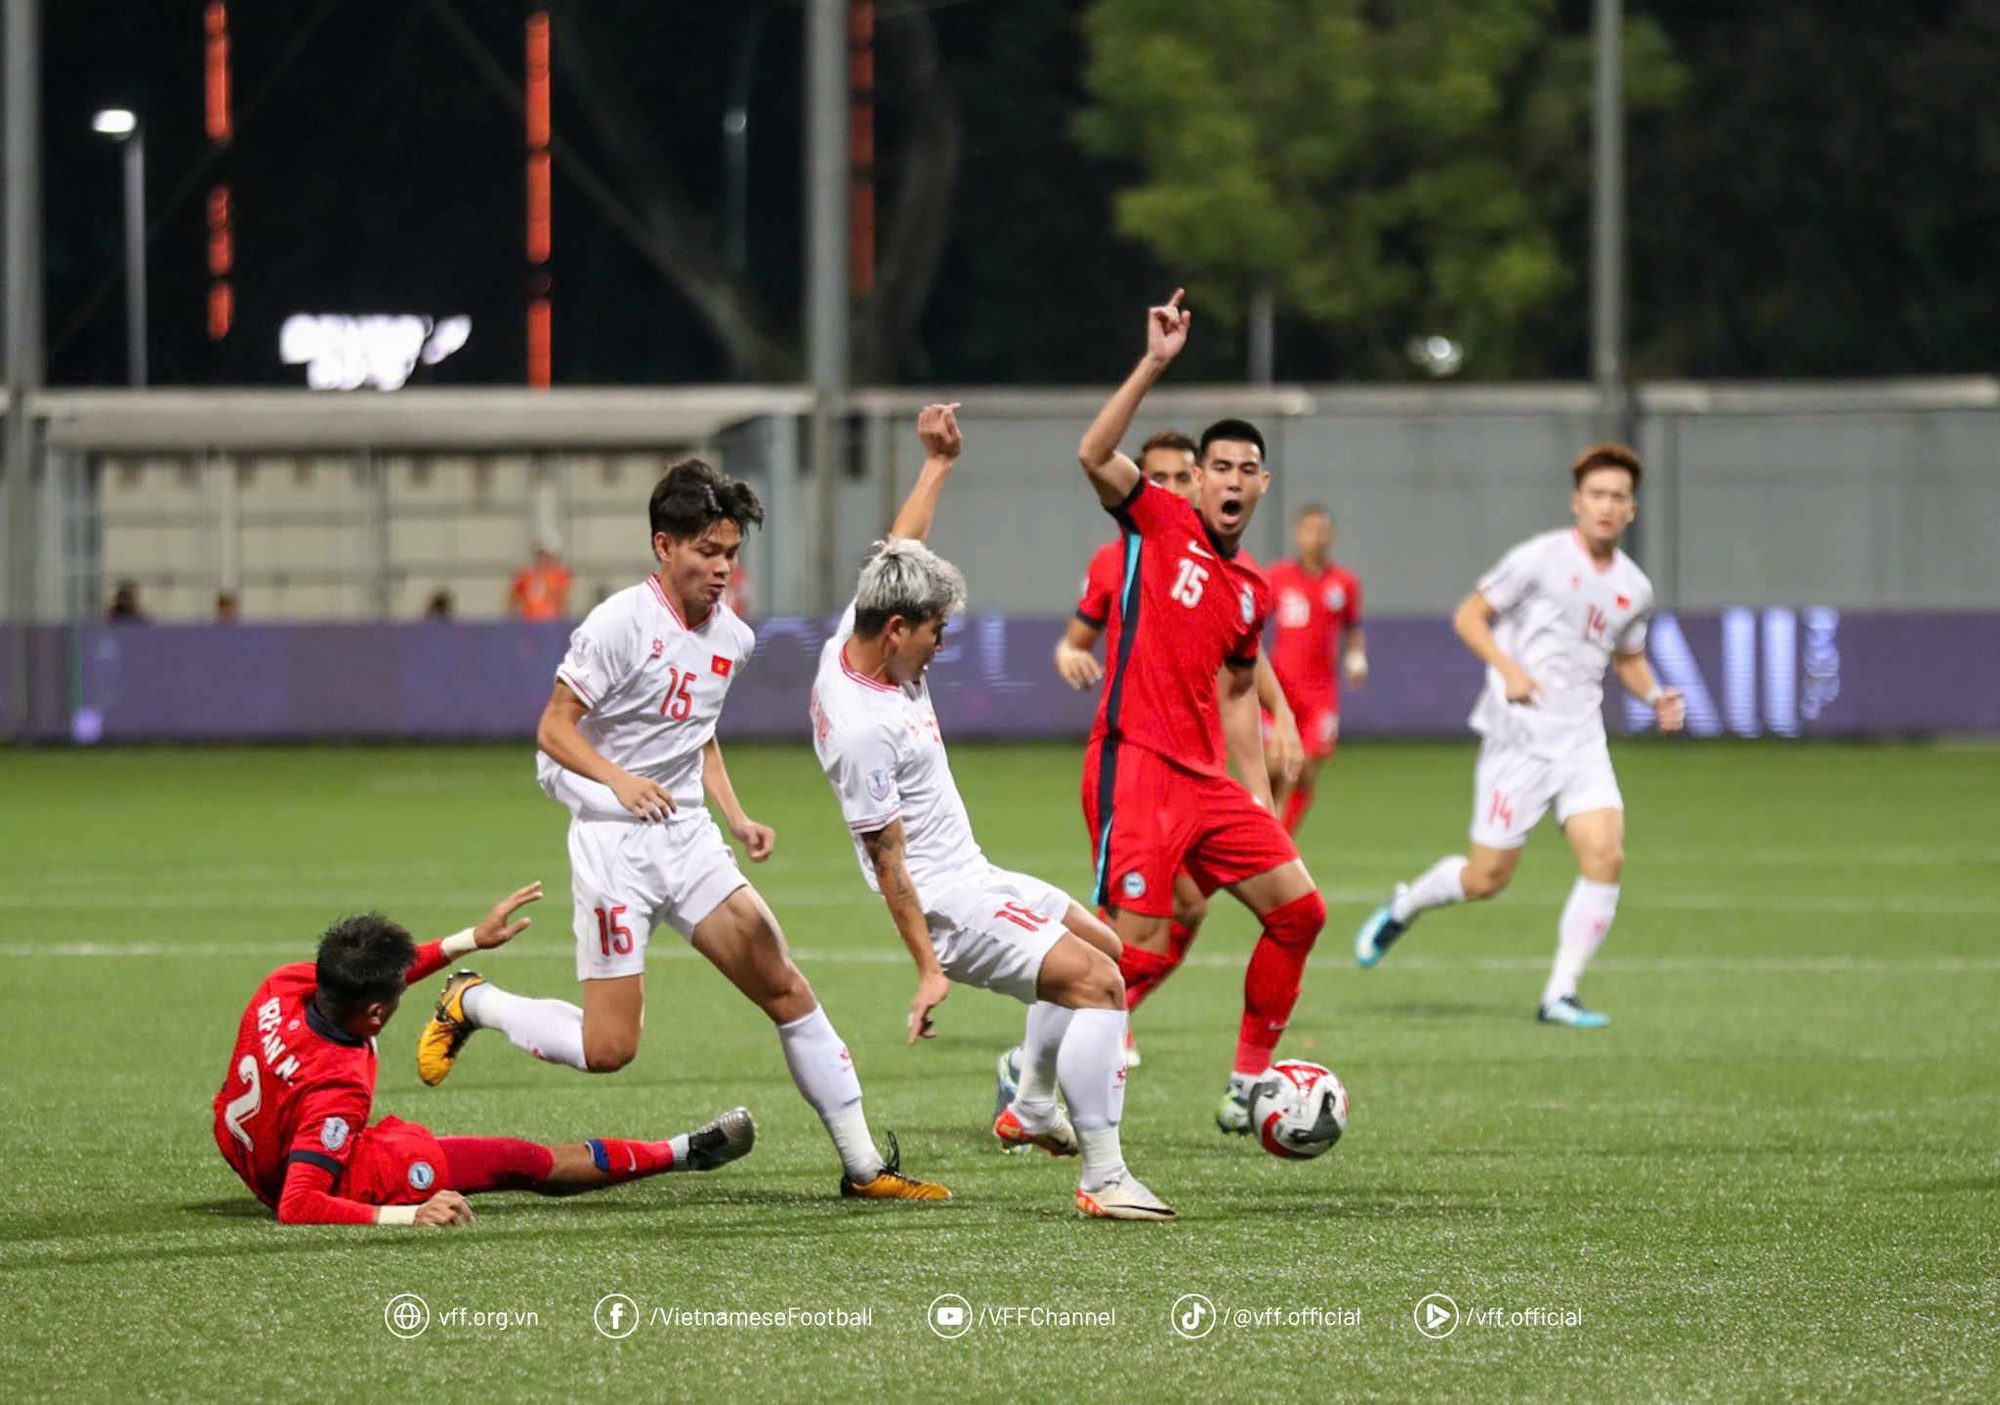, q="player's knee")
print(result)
[757,966,818,1024]
[1269,889,1327,947]
[583,1038,638,1074]
[1078,953,1125,1009]
[1173,890,1208,931]
[1462,861,1513,900]
[1582,845,1624,883]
